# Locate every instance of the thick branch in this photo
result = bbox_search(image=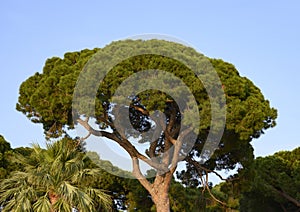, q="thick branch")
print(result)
[132,157,153,192]
[153,171,173,195]
[146,139,159,164]
[76,118,168,172]
[162,137,172,169]
[77,118,120,141]
[168,140,180,174]
[273,187,300,208]
[164,131,176,145]
[148,139,158,158]
[147,111,166,164]
[165,102,180,138]
[169,127,193,173]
